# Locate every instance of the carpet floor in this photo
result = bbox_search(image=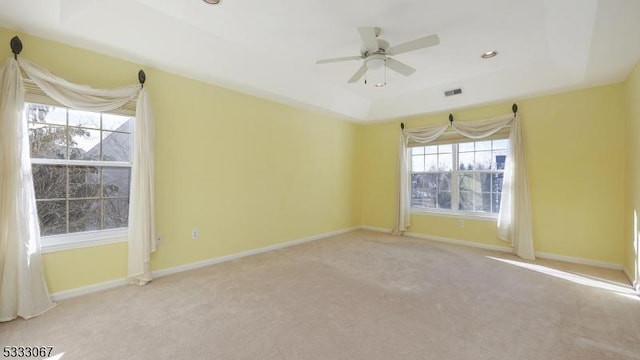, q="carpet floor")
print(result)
[1,230,639,359]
